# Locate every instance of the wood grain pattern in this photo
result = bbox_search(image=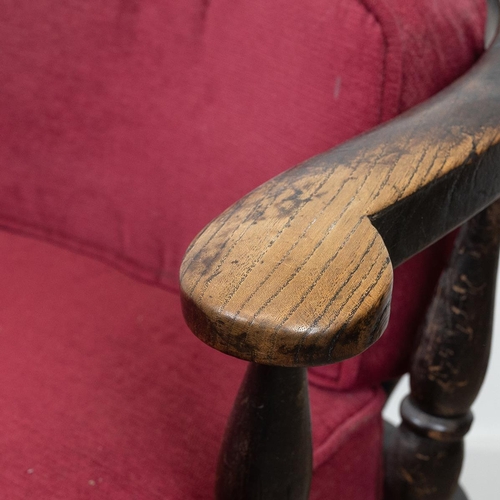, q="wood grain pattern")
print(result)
[180,32,500,367]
